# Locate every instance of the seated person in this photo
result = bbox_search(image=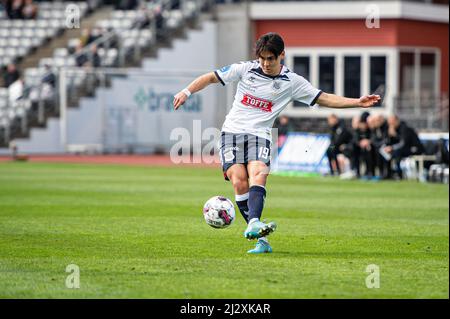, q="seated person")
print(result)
[3,63,20,88]
[353,111,375,178]
[326,114,353,176]
[22,0,38,19]
[367,114,391,179]
[382,115,425,179]
[276,115,293,150]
